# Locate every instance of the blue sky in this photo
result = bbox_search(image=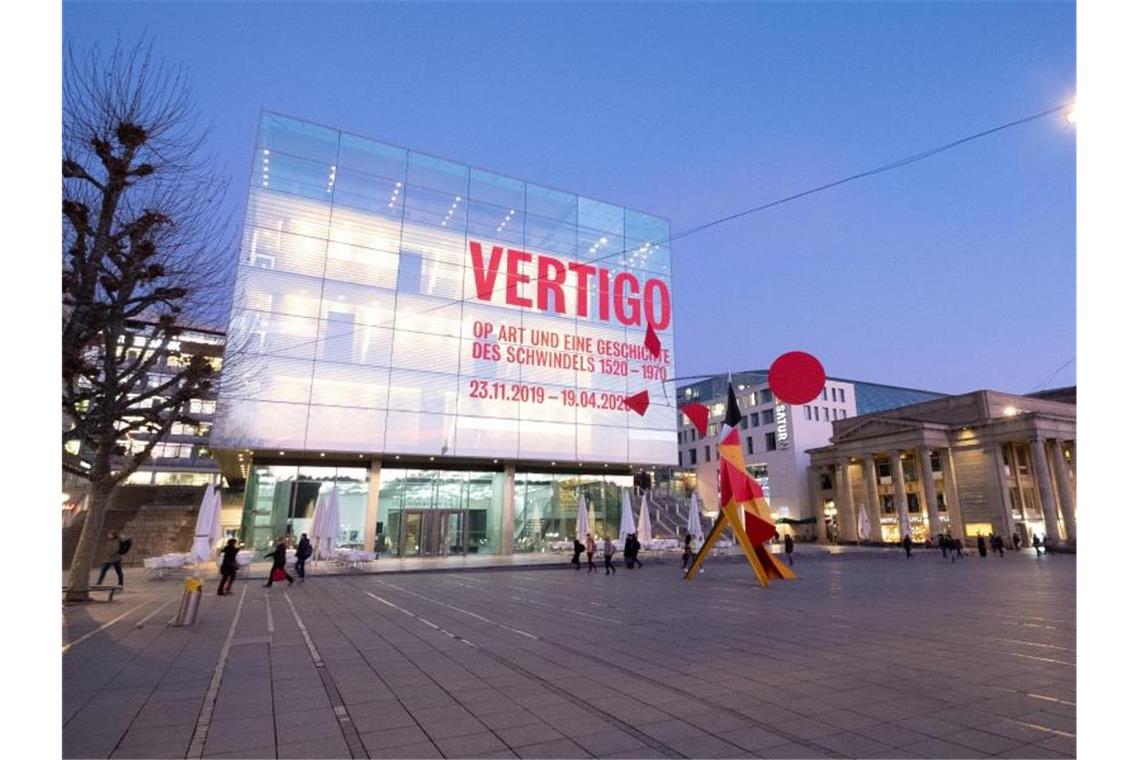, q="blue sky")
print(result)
[63,1,1075,394]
